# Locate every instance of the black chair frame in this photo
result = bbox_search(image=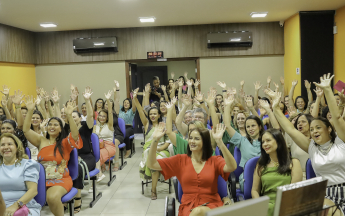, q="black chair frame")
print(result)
[141,179,171,194]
